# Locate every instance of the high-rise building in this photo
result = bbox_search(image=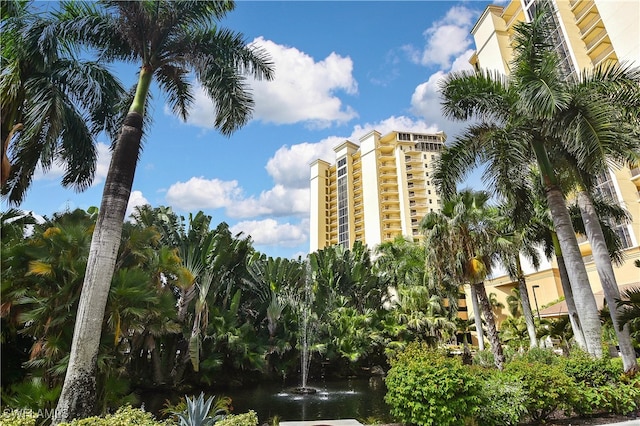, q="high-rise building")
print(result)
[309,130,446,253]
[468,0,640,319]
